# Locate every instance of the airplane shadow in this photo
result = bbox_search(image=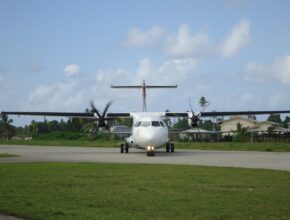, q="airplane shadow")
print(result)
[125,150,189,157]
